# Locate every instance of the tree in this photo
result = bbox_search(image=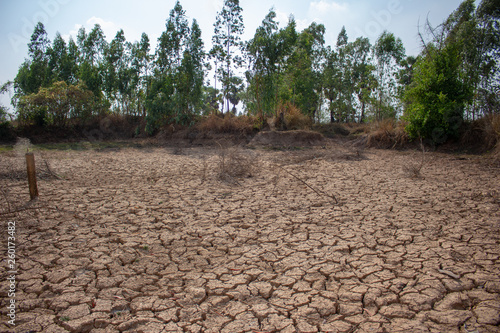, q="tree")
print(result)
[211,0,245,114]
[403,0,498,141]
[349,37,377,122]
[103,29,134,113]
[17,81,95,127]
[77,24,107,99]
[374,31,405,120]
[1,82,13,122]
[322,46,341,122]
[277,22,325,120]
[14,22,51,97]
[404,43,472,141]
[330,26,355,122]
[146,1,205,131]
[246,9,280,117]
[130,33,151,117]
